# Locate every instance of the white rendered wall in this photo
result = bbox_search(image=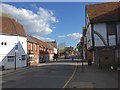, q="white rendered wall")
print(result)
[109,35,116,46]
[93,23,107,46]
[49,54,54,61]
[87,24,92,49]
[54,48,57,54]
[0,35,27,69]
[93,23,116,46]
